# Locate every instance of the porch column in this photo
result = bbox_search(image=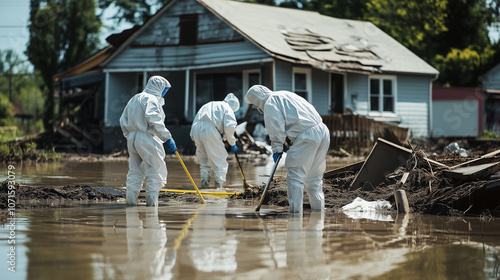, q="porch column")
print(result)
[184,68,190,119]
